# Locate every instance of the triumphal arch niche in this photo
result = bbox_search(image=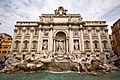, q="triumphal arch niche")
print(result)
[12,6,112,62]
